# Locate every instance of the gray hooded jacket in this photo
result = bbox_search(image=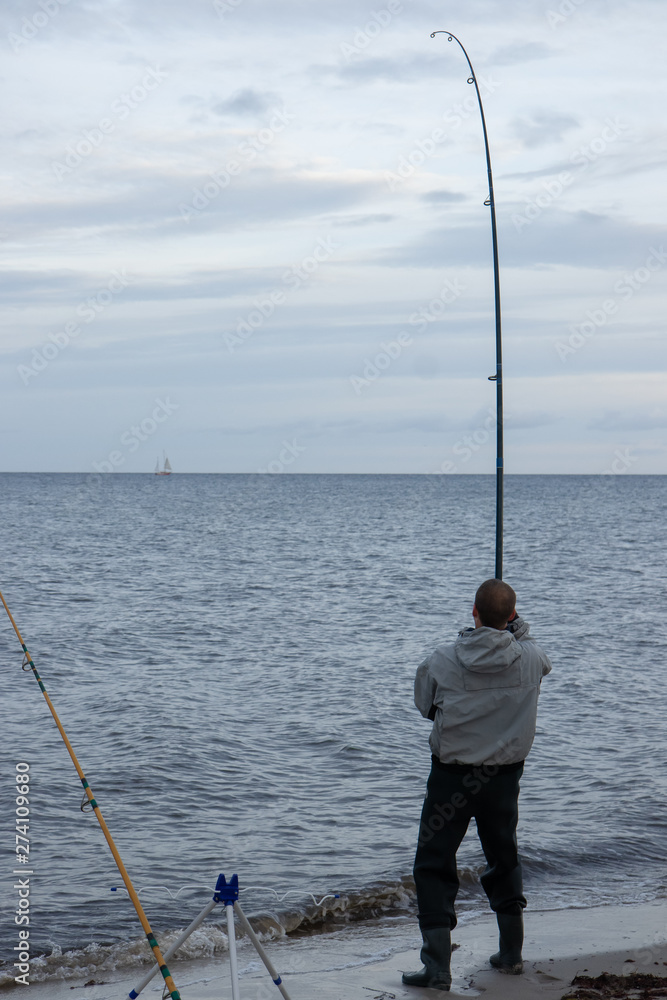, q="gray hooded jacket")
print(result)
[414,617,552,765]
